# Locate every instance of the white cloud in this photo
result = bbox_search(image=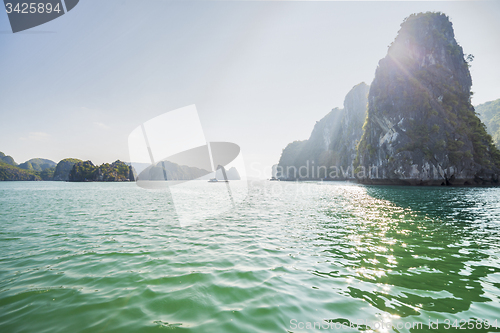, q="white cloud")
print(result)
[20,132,51,142]
[94,122,111,130]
